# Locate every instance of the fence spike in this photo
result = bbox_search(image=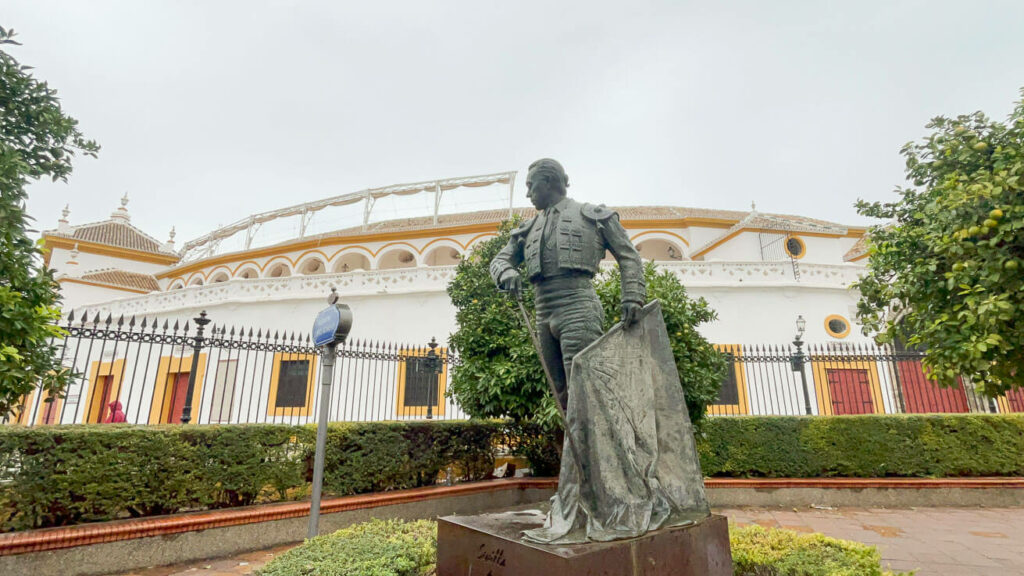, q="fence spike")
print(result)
[67,310,75,323]
[172,320,179,332]
[229,326,236,337]
[139,317,147,329]
[105,313,113,325]
[116,315,124,327]
[272,330,279,341]
[128,315,136,328]
[248,327,254,338]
